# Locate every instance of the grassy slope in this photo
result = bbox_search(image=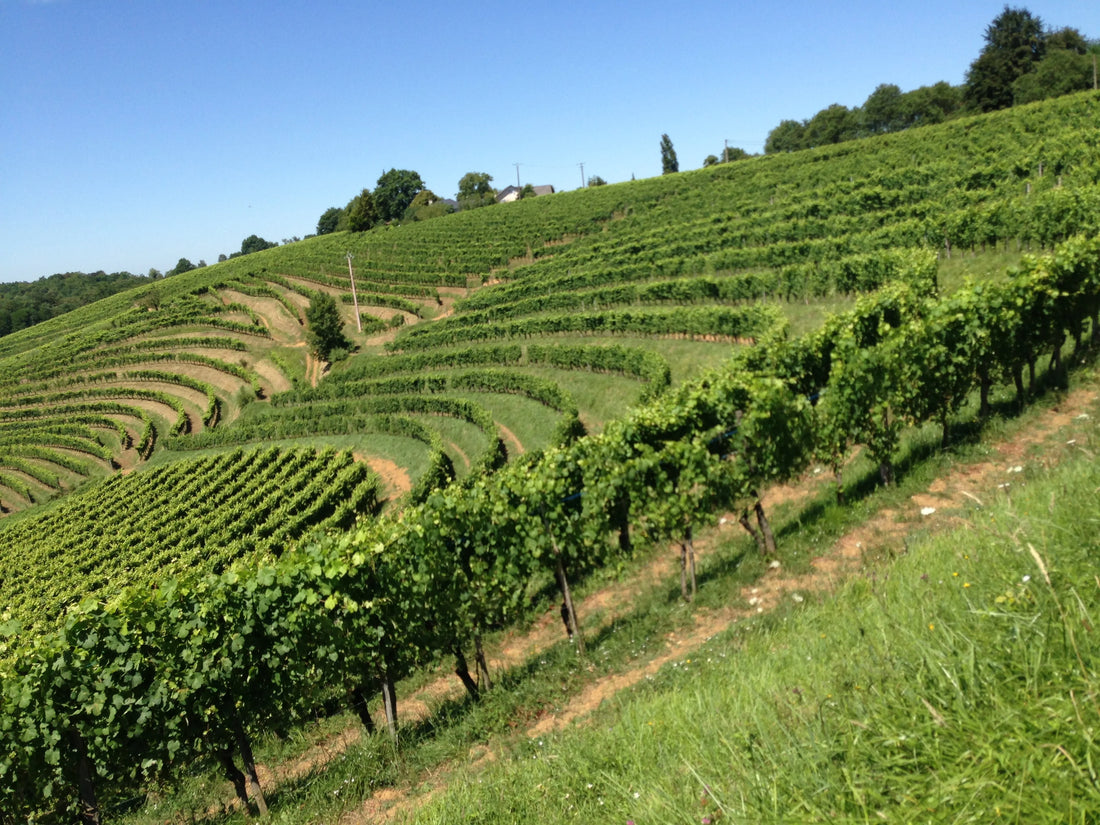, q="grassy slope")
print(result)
[405,387,1100,824]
